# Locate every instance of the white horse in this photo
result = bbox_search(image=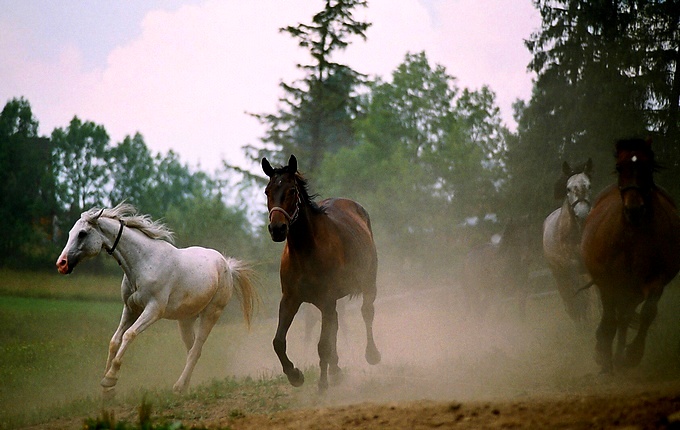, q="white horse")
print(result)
[543,159,596,323]
[56,203,258,394]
